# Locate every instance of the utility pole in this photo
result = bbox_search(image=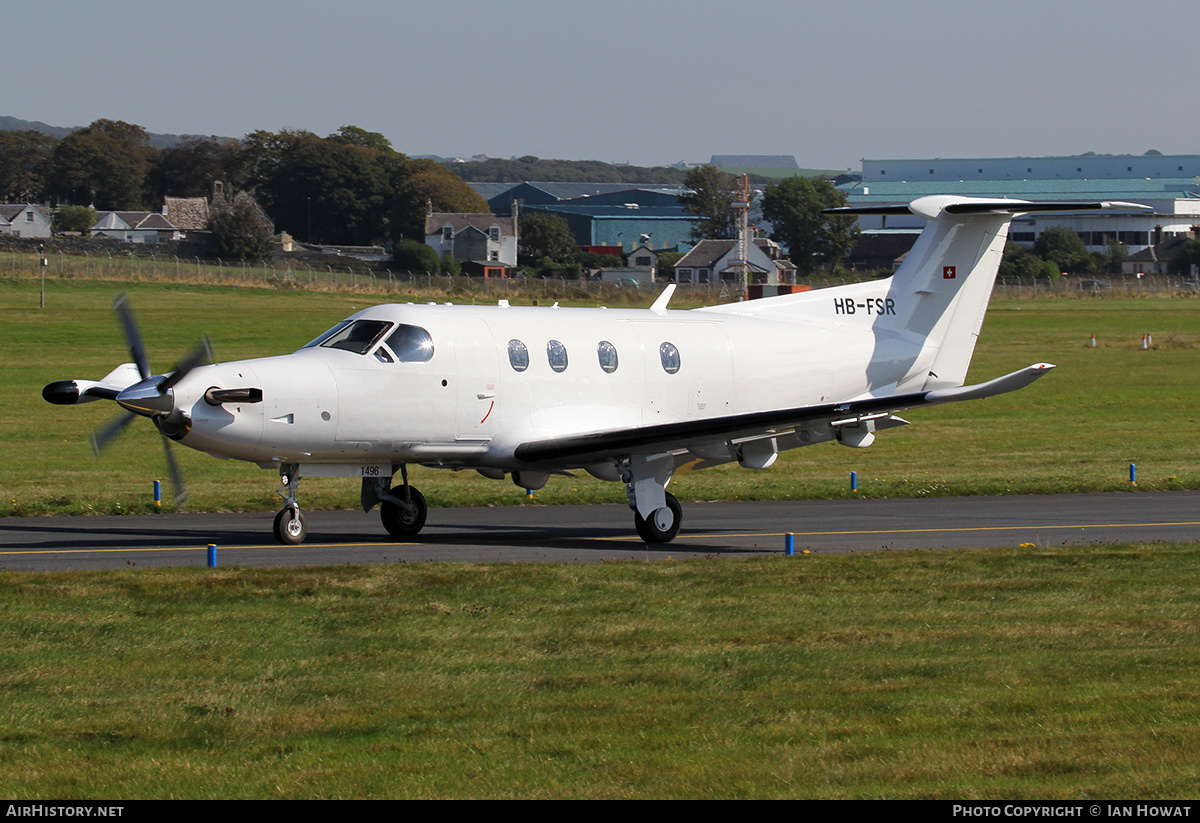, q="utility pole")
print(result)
[38,243,46,308]
[732,175,751,300]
